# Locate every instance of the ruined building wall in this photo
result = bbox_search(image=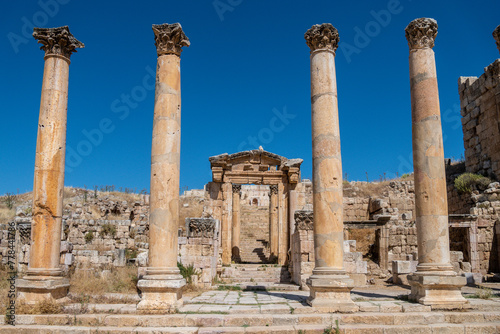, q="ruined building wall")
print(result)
[459,60,500,180]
